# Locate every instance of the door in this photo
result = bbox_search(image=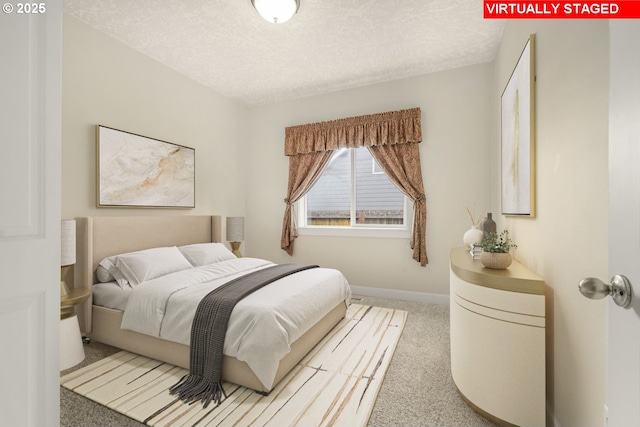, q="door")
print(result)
[0,2,62,426]
[606,21,640,427]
